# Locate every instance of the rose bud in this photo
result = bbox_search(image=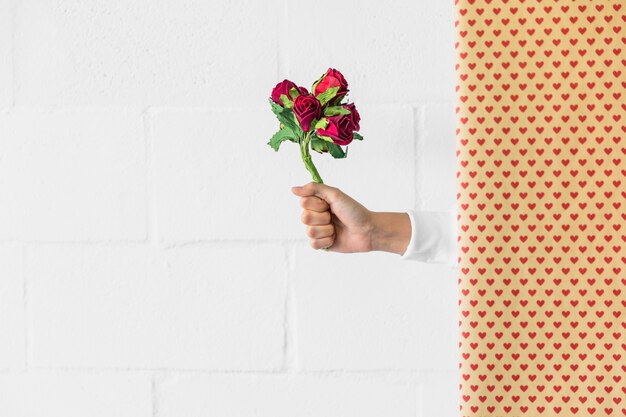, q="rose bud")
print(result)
[271,79,309,107]
[311,68,349,104]
[293,94,322,132]
[343,102,360,131]
[315,113,355,146]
